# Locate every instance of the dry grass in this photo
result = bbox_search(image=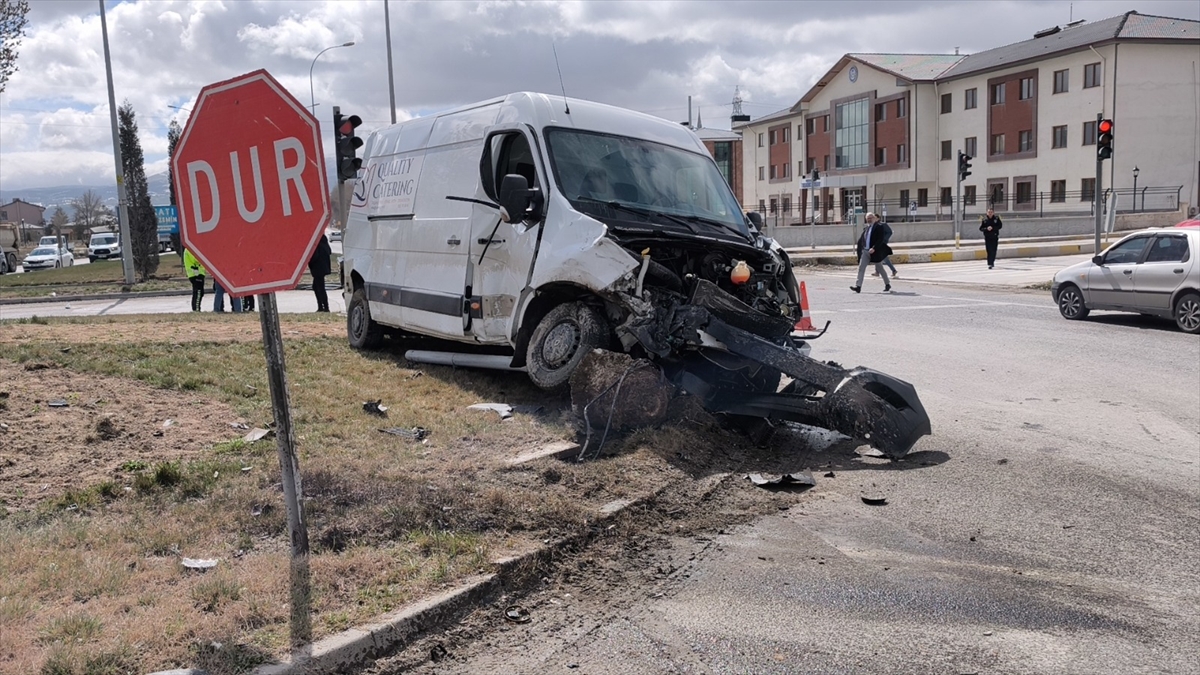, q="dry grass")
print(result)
[0,313,726,674]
